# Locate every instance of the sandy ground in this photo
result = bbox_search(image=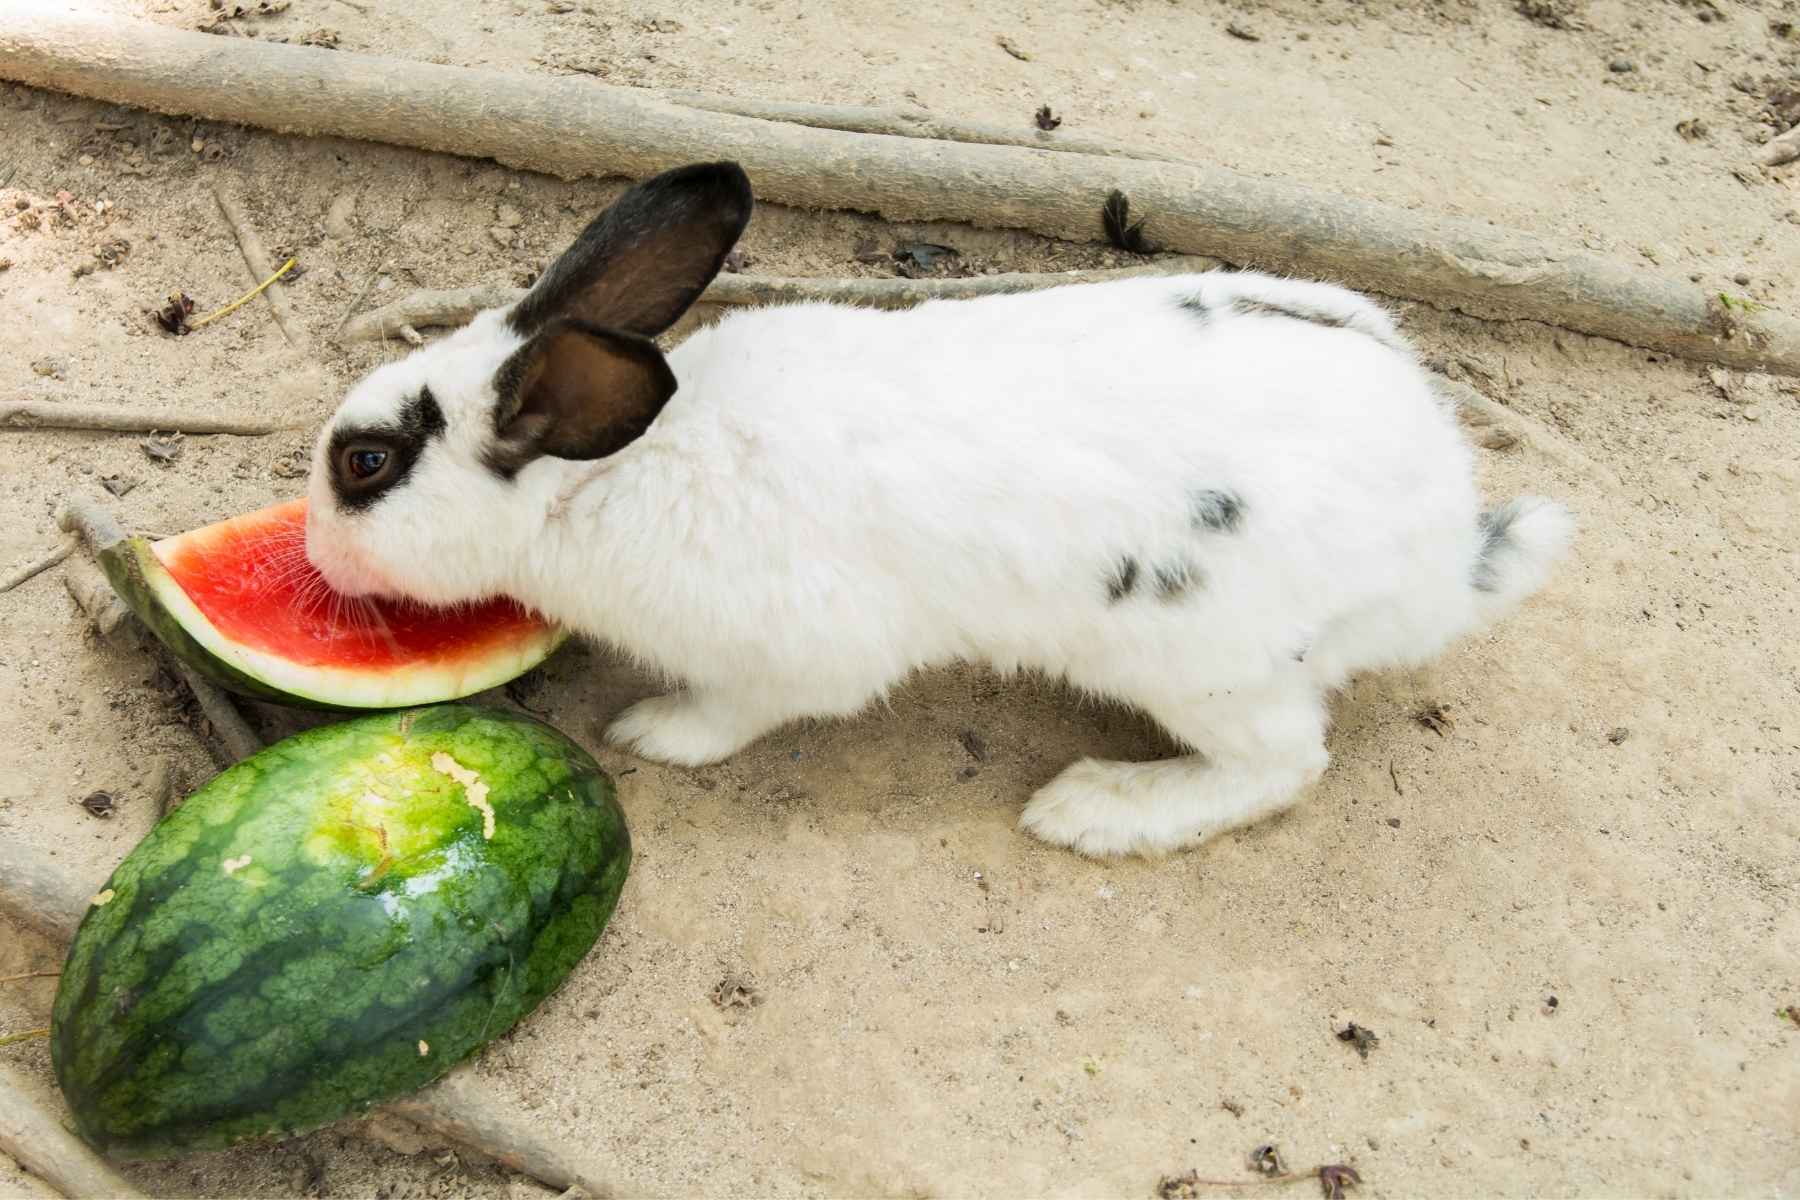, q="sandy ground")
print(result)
[2,0,1798,1197]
